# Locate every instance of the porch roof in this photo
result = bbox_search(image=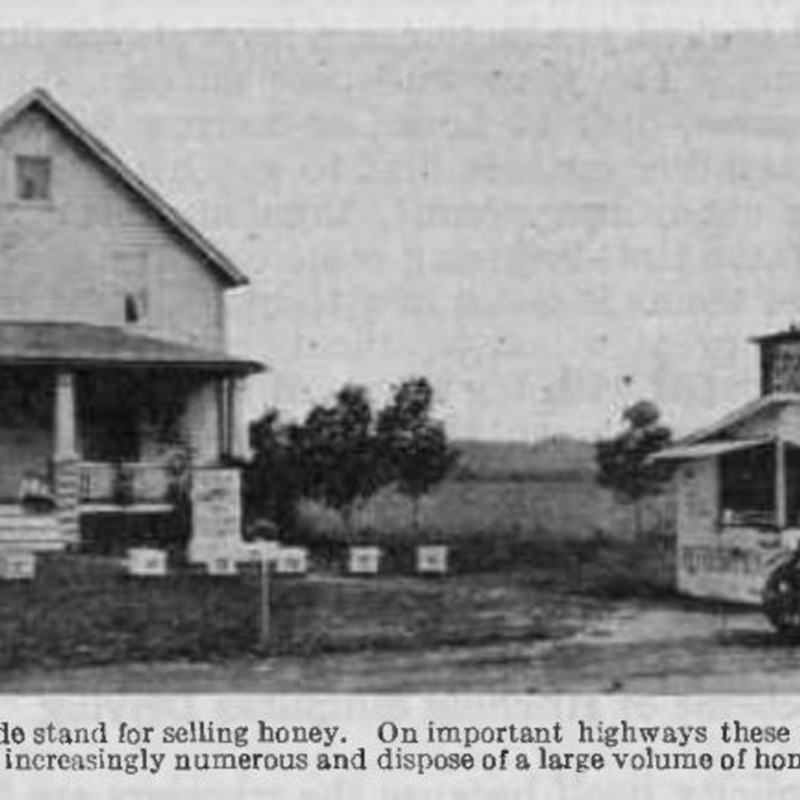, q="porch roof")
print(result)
[680,393,800,445]
[651,436,800,462]
[650,438,772,462]
[0,322,265,374]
